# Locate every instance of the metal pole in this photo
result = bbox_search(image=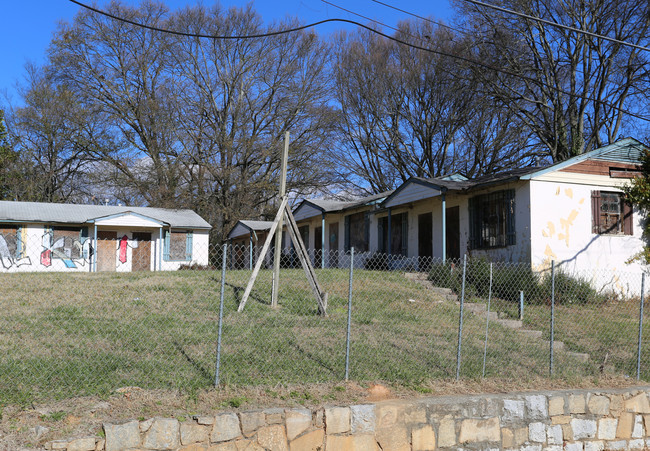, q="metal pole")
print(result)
[215,243,228,386]
[272,132,290,308]
[441,193,446,262]
[637,273,646,380]
[482,263,493,378]
[249,233,253,271]
[456,254,467,380]
[519,291,524,321]
[321,213,325,269]
[345,248,354,381]
[550,260,555,376]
